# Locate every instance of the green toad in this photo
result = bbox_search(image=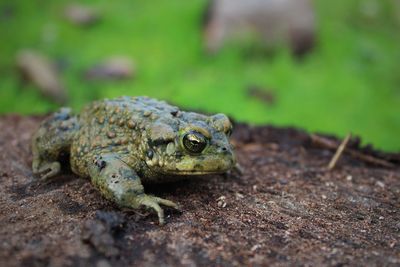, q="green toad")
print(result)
[32,96,236,224]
